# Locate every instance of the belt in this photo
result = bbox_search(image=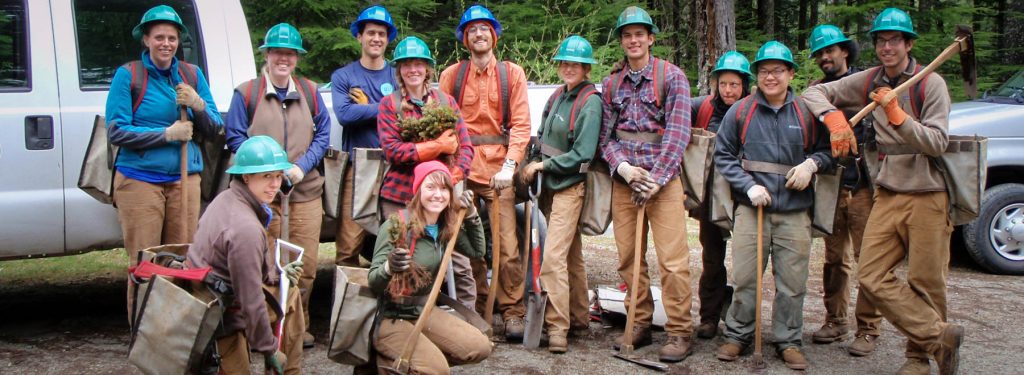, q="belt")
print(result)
[390,295,428,306]
[741,159,793,175]
[615,129,663,143]
[358,148,385,160]
[539,142,594,173]
[879,140,977,156]
[469,134,508,146]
